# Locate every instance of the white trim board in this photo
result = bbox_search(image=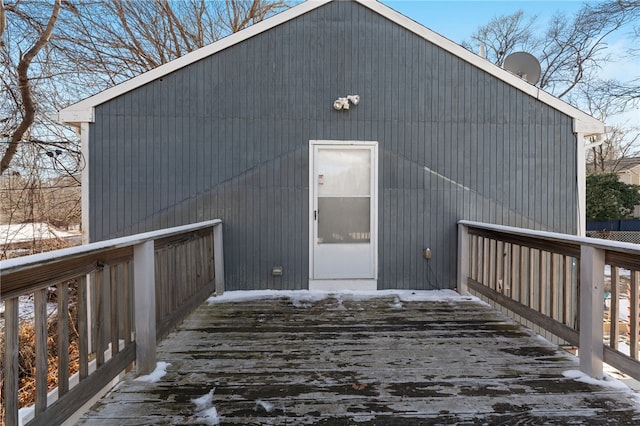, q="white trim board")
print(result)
[58,0,603,135]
